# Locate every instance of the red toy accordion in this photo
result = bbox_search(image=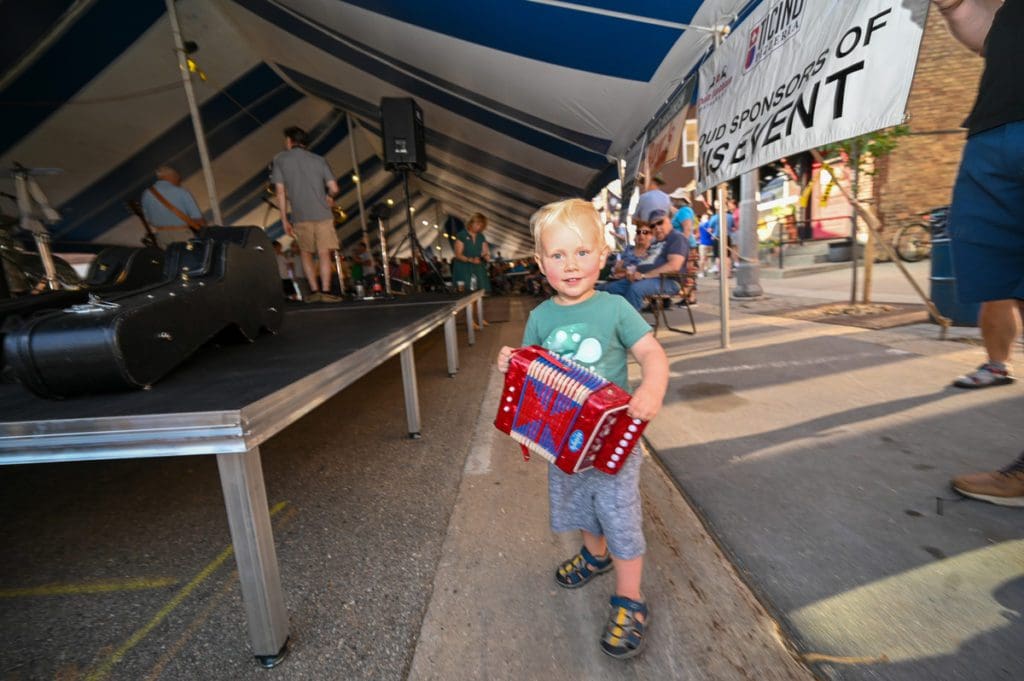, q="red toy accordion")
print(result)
[494,346,647,475]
